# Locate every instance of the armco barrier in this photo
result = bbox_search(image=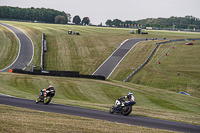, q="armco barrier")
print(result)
[123,38,200,82]
[44,40,47,52]
[10,69,105,80]
[41,33,45,70]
